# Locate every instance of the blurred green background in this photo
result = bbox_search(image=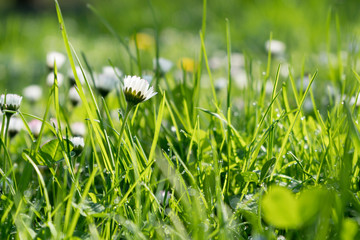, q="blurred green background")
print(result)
[1,0,360,92]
